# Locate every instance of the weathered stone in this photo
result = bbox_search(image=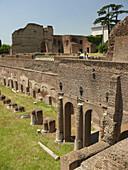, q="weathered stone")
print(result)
[21,114,31,119]
[107,16,128,61]
[42,120,48,133]
[75,138,128,170]
[0,95,6,101]
[44,117,56,133]
[60,141,110,170]
[11,23,96,55]
[36,109,43,125]
[8,102,17,109]
[31,109,43,125]
[15,106,25,112]
[3,98,11,104]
